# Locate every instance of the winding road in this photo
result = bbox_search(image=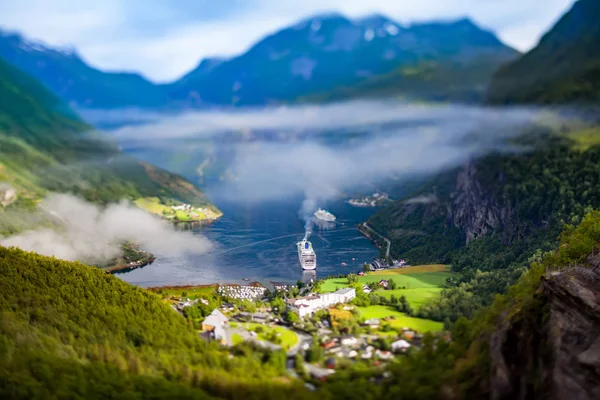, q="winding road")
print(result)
[362,223,391,259]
